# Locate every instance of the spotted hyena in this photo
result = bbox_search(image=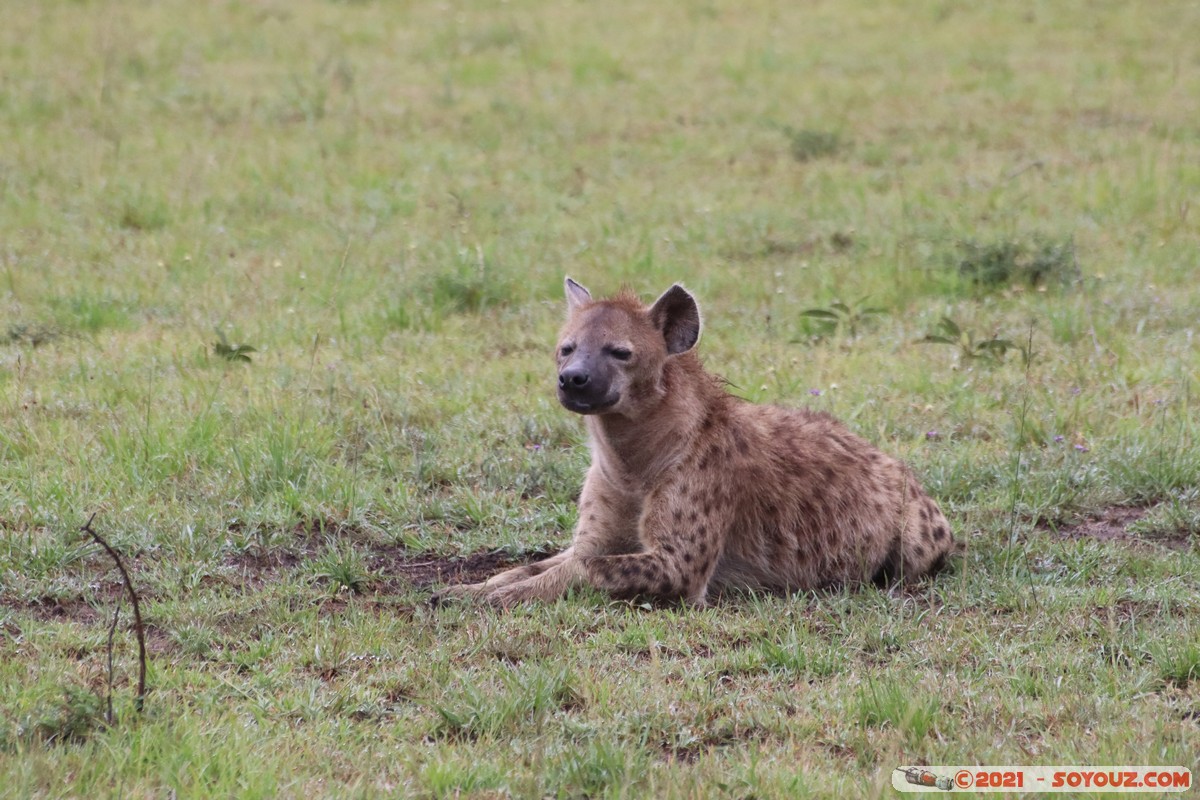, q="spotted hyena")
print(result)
[433,278,958,607]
